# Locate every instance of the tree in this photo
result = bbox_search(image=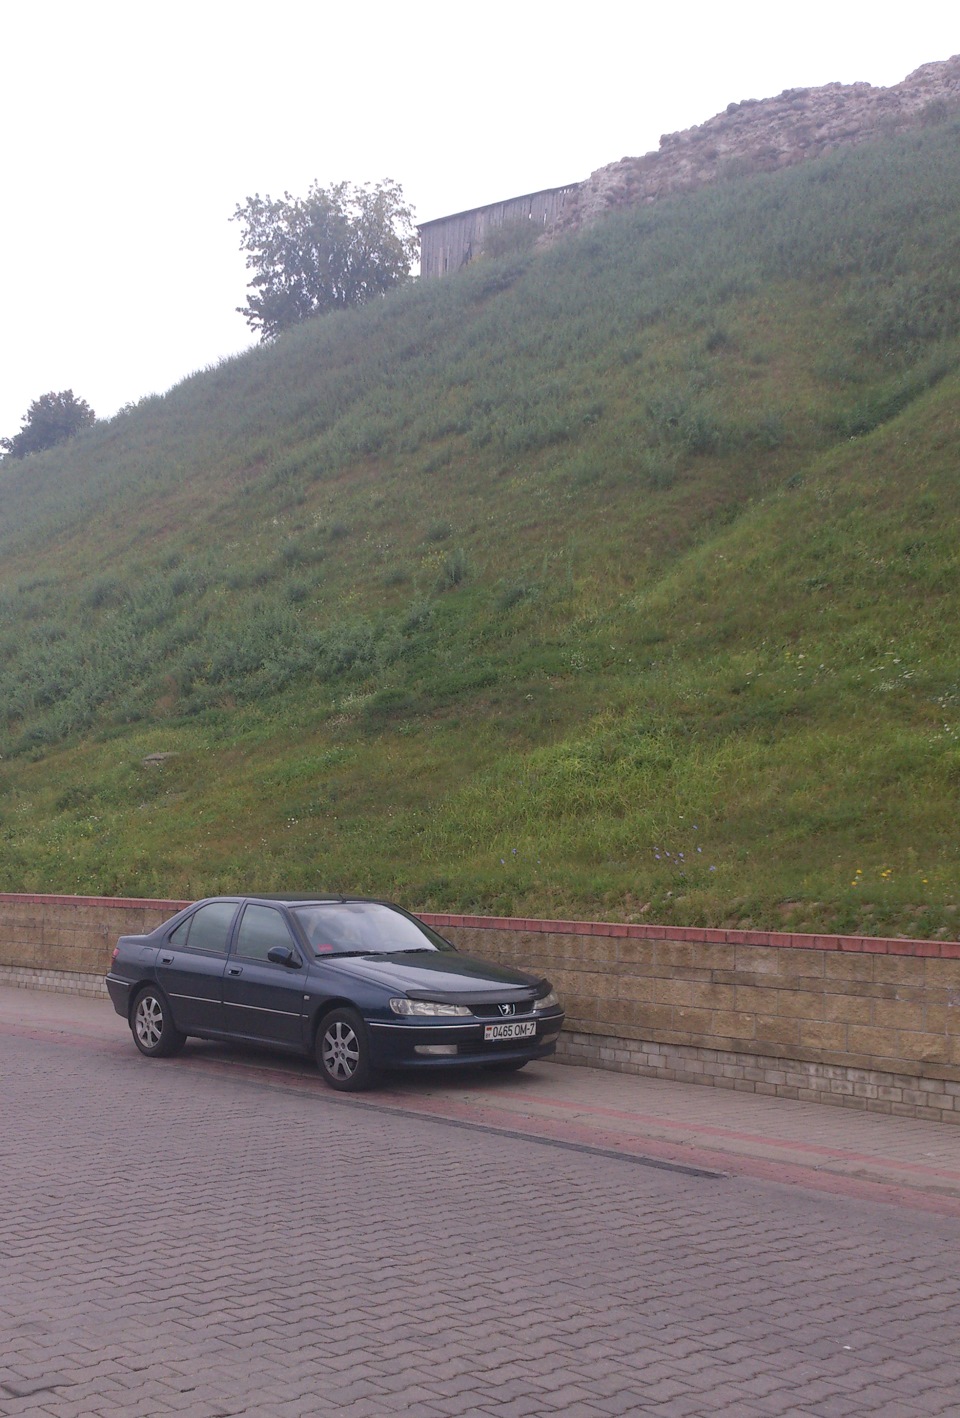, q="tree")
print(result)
[0,390,96,459]
[231,178,419,341]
